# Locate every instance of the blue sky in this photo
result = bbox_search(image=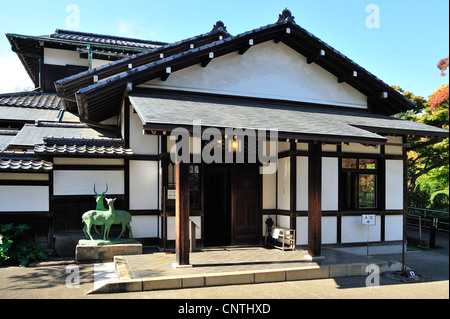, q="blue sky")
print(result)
[0,0,448,98]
